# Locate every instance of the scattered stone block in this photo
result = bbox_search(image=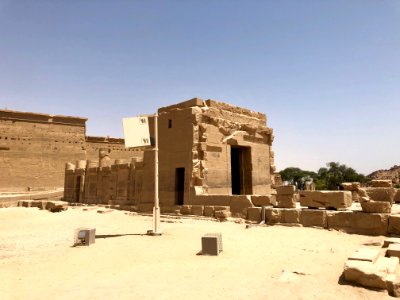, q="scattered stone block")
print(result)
[299,191,352,209]
[300,209,327,228]
[276,185,296,195]
[20,200,33,207]
[214,209,231,220]
[348,247,381,263]
[191,205,204,216]
[280,209,300,224]
[203,206,215,217]
[343,259,387,290]
[31,200,47,209]
[342,182,360,191]
[327,211,388,236]
[265,208,281,224]
[371,179,392,188]
[384,237,400,248]
[45,201,68,212]
[247,207,262,222]
[388,215,400,235]
[366,187,395,204]
[360,200,391,213]
[276,194,296,208]
[388,244,400,259]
